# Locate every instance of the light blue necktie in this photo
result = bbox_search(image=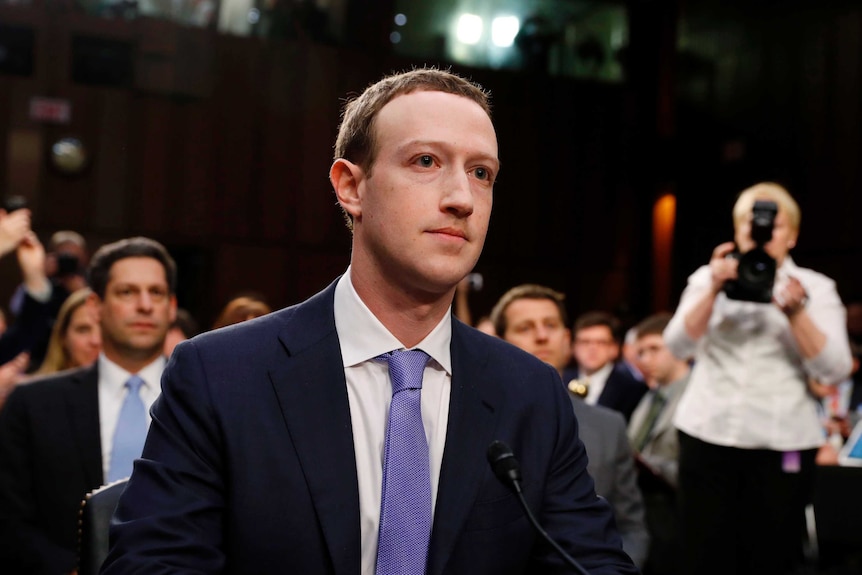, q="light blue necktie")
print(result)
[107,375,148,483]
[376,349,432,575]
